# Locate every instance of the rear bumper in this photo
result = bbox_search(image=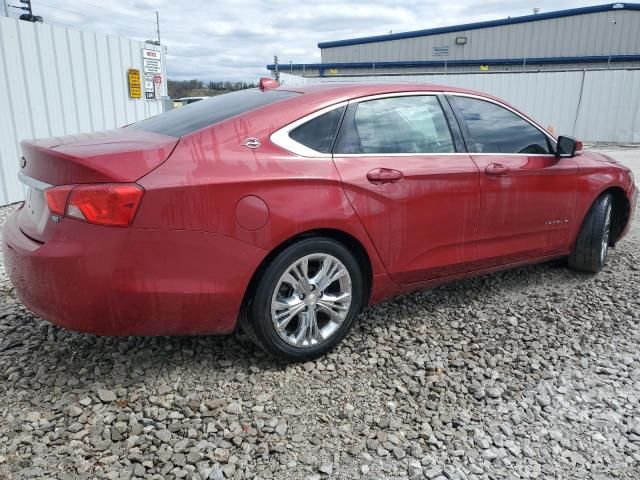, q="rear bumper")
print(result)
[2,210,267,336]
